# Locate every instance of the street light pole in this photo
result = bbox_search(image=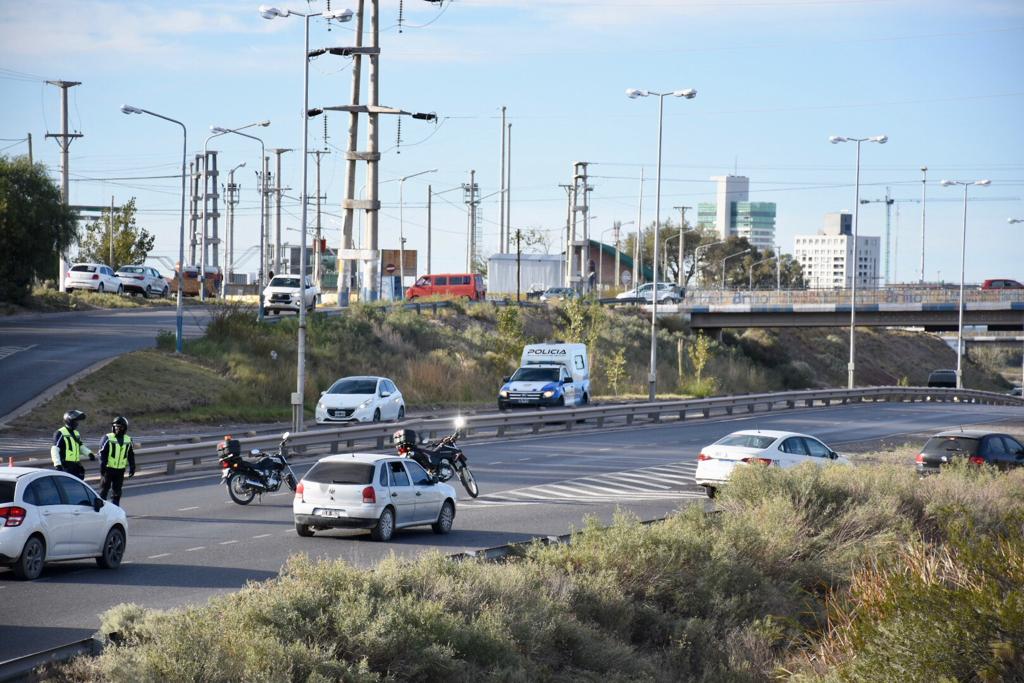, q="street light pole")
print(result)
[398,168,437,292]
[920,166,927,283]
[720,249,750,289]
[120,105,187,354]
[748,253,779,290]
[941,178,992,389]
[627,87,697,402]
[1011,217,1024,392]
[830,134,887,388]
